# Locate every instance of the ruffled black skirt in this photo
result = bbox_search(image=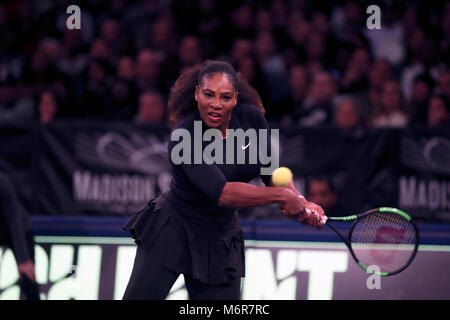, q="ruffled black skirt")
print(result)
[123,192,245,285]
